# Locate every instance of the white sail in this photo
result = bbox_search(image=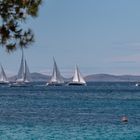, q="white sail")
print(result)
[72,65,86,84]
[49,58,64,84]
[24,60,31,83]
[77,66,86,84]
[16,50,24,82]
[73,66,79,82]
[0,65,9,83]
